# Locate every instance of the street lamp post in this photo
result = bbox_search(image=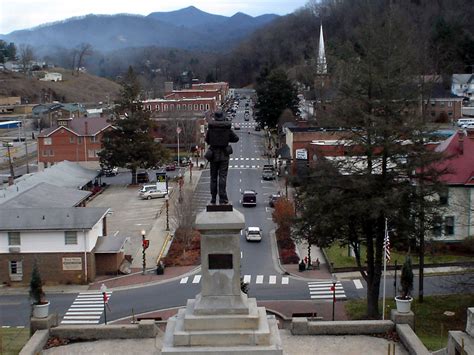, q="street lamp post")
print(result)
[100,283,108,325]
[2,142,15,182]
[331,274,337,321]
[141,230,146,275]
[165,195,170,231]
[284,170,289,197]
